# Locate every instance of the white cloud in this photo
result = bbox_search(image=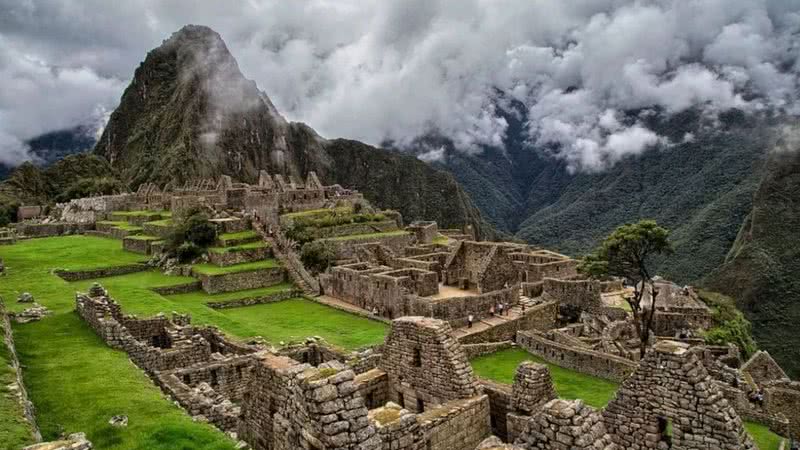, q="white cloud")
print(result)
[0,0,798,171]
